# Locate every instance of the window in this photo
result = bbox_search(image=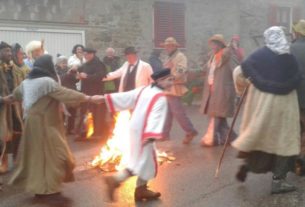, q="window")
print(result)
[268,4,302,30]
[153,1,185,48]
